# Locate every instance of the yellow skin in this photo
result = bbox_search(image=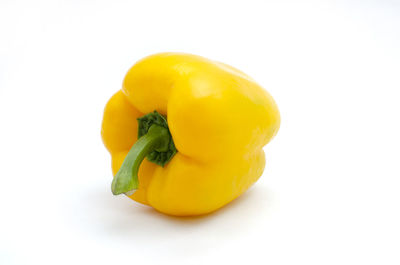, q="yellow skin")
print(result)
[101,53,280,216]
